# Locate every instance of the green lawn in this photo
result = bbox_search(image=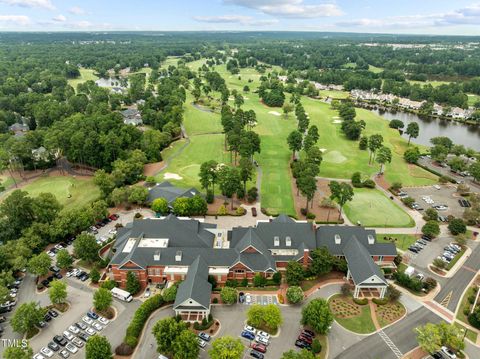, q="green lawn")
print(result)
[446,248,467,270]
[468,94,480,106]
[301,97,437,187]
[454,322,478,343]
[377,234,417,251]
[368,65,384,74]
[344,188,415,227]
[183,93,223,135]
[68,68,99,91]
[319,89,350,99]
[7,176,100,209]
[456,286,477,324]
